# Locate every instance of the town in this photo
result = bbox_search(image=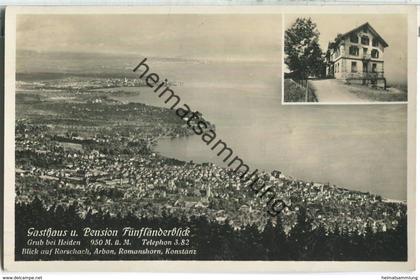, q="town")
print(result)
[15,75,406,236]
